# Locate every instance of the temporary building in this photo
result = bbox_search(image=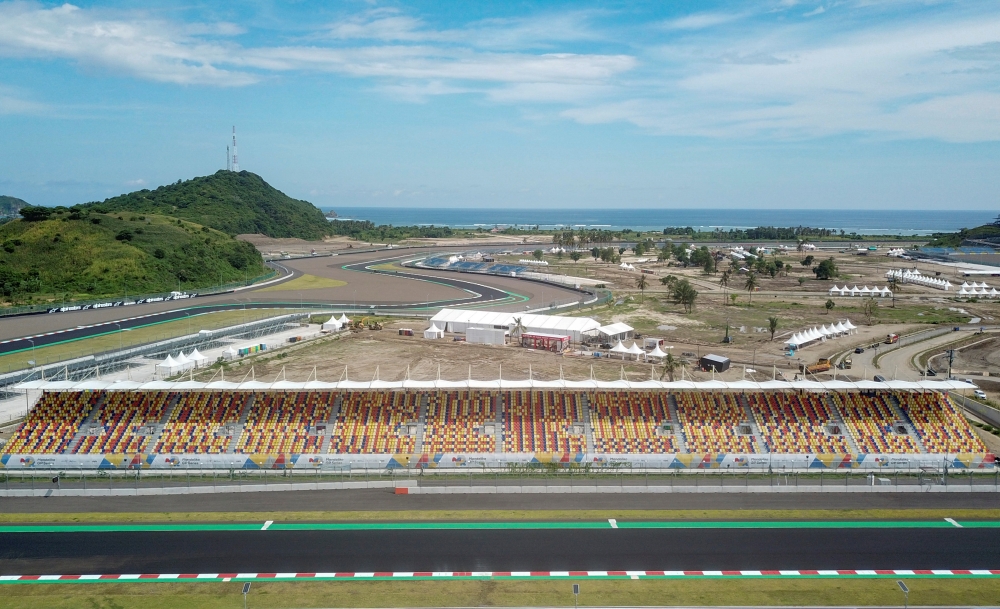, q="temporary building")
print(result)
[423,323,444,339]
[595,322,635,343]
[222,347,239,361]
[521,332,570,352]
[700,354,731,373]
[609,340,629,358]
[467,327,507,346]
[626,342,645,360]
[322,316,343,331]
[843,319,857,331]
[174,352,192,369]
[337,314,351,325]
[430,309,601,343]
